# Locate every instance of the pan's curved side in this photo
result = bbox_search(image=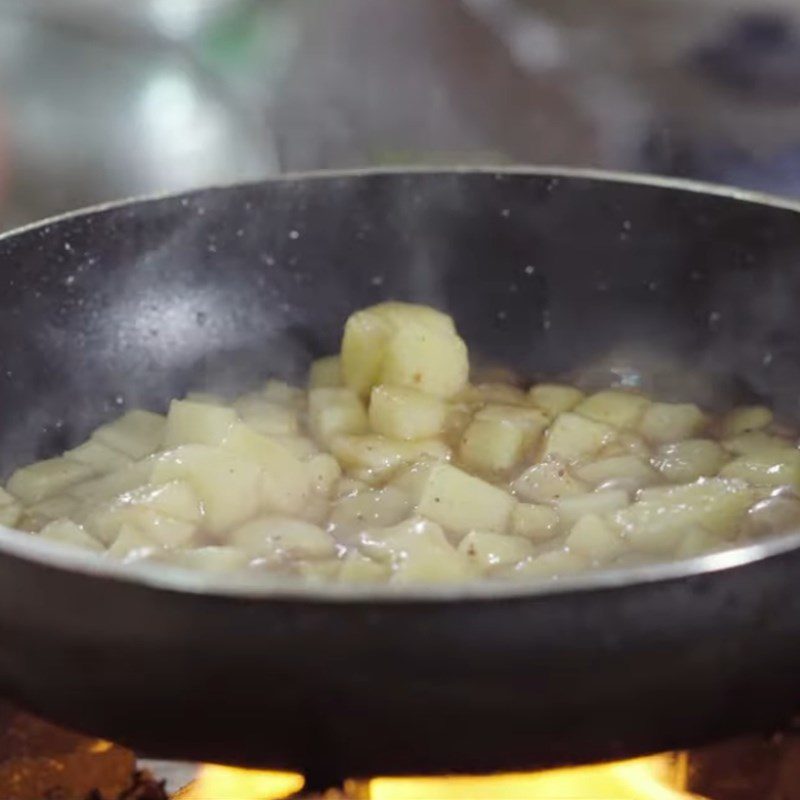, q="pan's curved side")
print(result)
[0,171,800,772]
[0,544,798,776]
